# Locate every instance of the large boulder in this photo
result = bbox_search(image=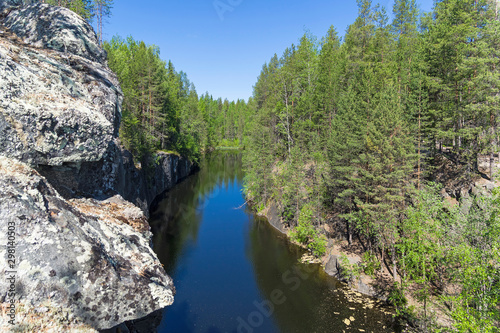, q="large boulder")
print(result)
[0,3,186,331]
[324,254,383,300]
[0,156,174,330]
[324,254,360,279]
[0,4,121,167]
[4,3,106,62]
